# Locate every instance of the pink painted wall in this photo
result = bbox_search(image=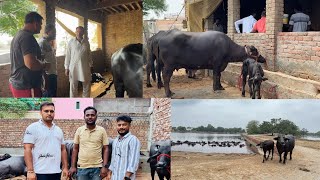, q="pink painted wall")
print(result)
[52,98,94,119]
